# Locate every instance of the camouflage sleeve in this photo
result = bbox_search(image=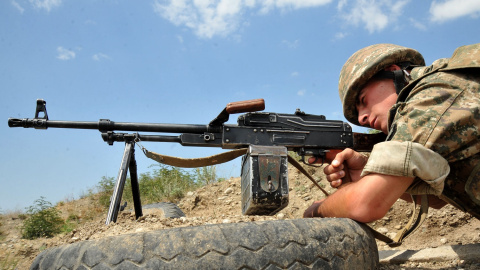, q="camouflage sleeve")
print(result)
[360,141,450,196]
